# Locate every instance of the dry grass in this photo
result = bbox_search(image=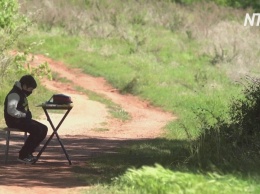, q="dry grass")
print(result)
[18,0,189,35]
[204,21,260,80]
[18,0,260,80]
[174,2,260,81]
